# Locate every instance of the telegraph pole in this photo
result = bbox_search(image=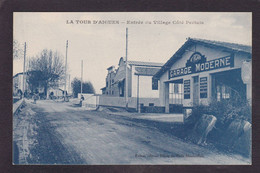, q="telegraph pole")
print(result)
[22,42,26,100]
[137,75,140,113]
[64,40,68,100]
[125,28,128,108]
[68,74,70,95]
[81,60,83,95]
